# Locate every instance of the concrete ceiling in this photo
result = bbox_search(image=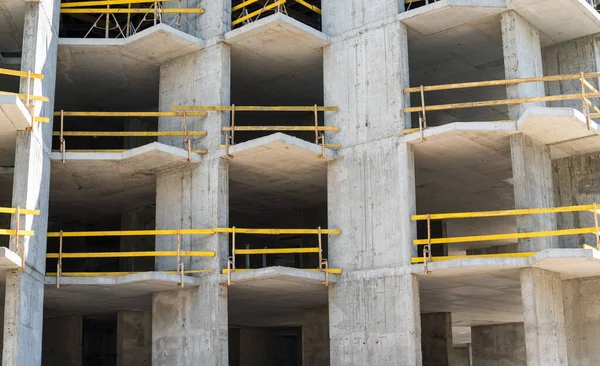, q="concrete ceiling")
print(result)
[0,0,24,63]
